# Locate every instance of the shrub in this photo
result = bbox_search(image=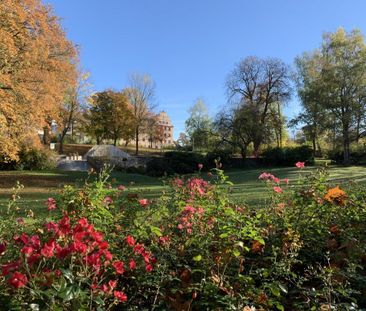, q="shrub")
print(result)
[146,152,206,176]
[1,163,366,310]
[262,145,314,166]
[165,151,206,174]
[16,147,57,170]
[205,149,232,168]
[146,158,175,176]
[328,149,366,164]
